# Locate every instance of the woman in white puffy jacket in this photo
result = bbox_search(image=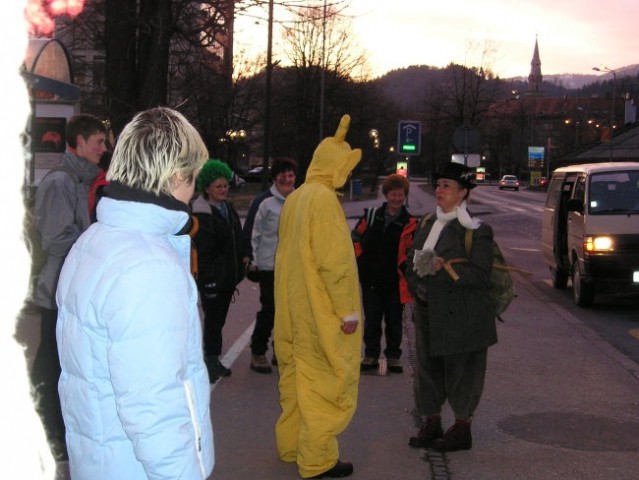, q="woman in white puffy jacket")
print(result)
[55,107,214,479]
